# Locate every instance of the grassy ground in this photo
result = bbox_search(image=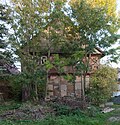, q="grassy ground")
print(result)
[0,101,120,125]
